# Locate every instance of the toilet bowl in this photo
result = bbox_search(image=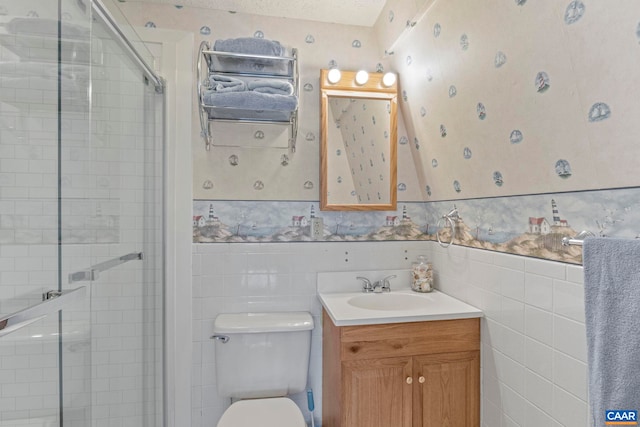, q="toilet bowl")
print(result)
[217,397,306,427]
[212,311,314,427]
